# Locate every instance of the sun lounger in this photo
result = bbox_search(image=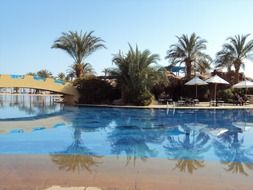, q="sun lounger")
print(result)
[176,100,186,106]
